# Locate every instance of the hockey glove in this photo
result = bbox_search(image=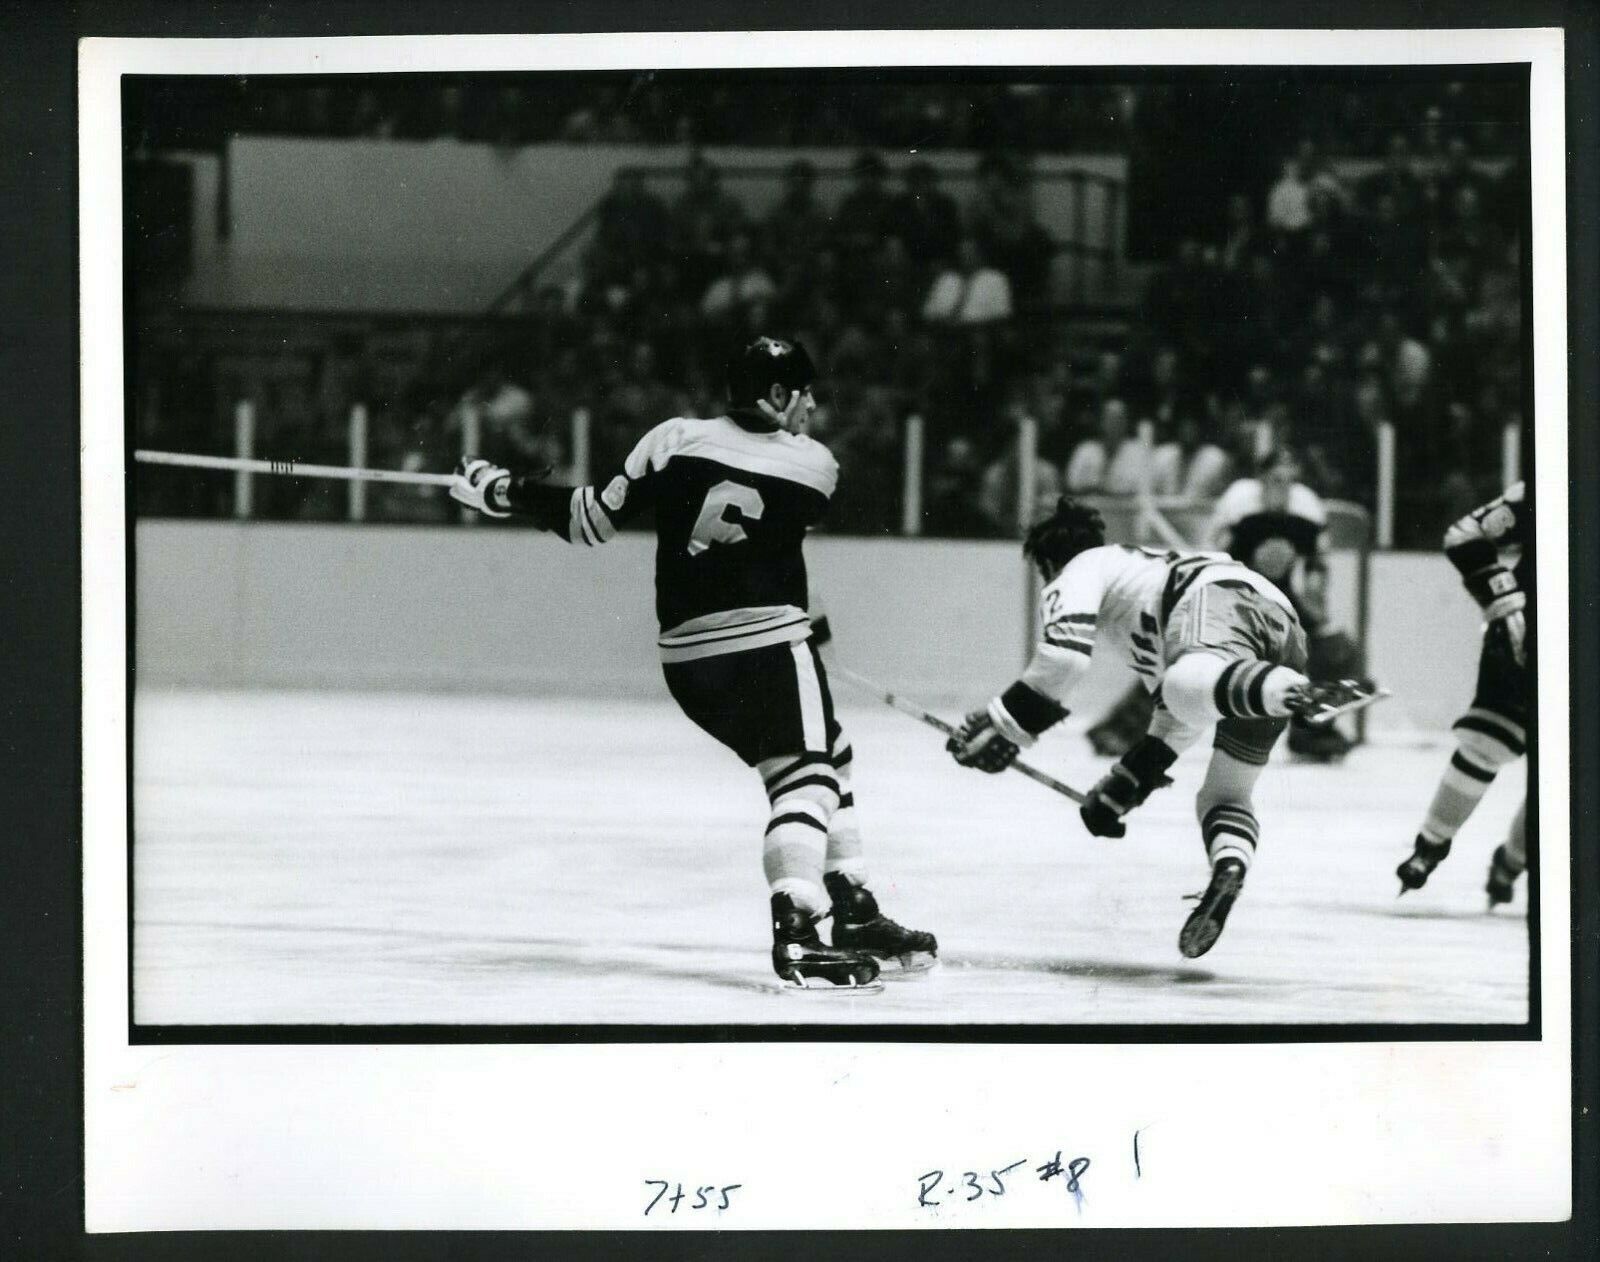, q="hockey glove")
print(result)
[1080,765,1142,837]
[450,458,512,518]
[1079,736,1177,838]
[1485,592,1527,668]
[946,698,1031,774]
